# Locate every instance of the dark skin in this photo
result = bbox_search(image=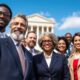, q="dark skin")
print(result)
[41,36,54,55]
[0,6,11,32]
